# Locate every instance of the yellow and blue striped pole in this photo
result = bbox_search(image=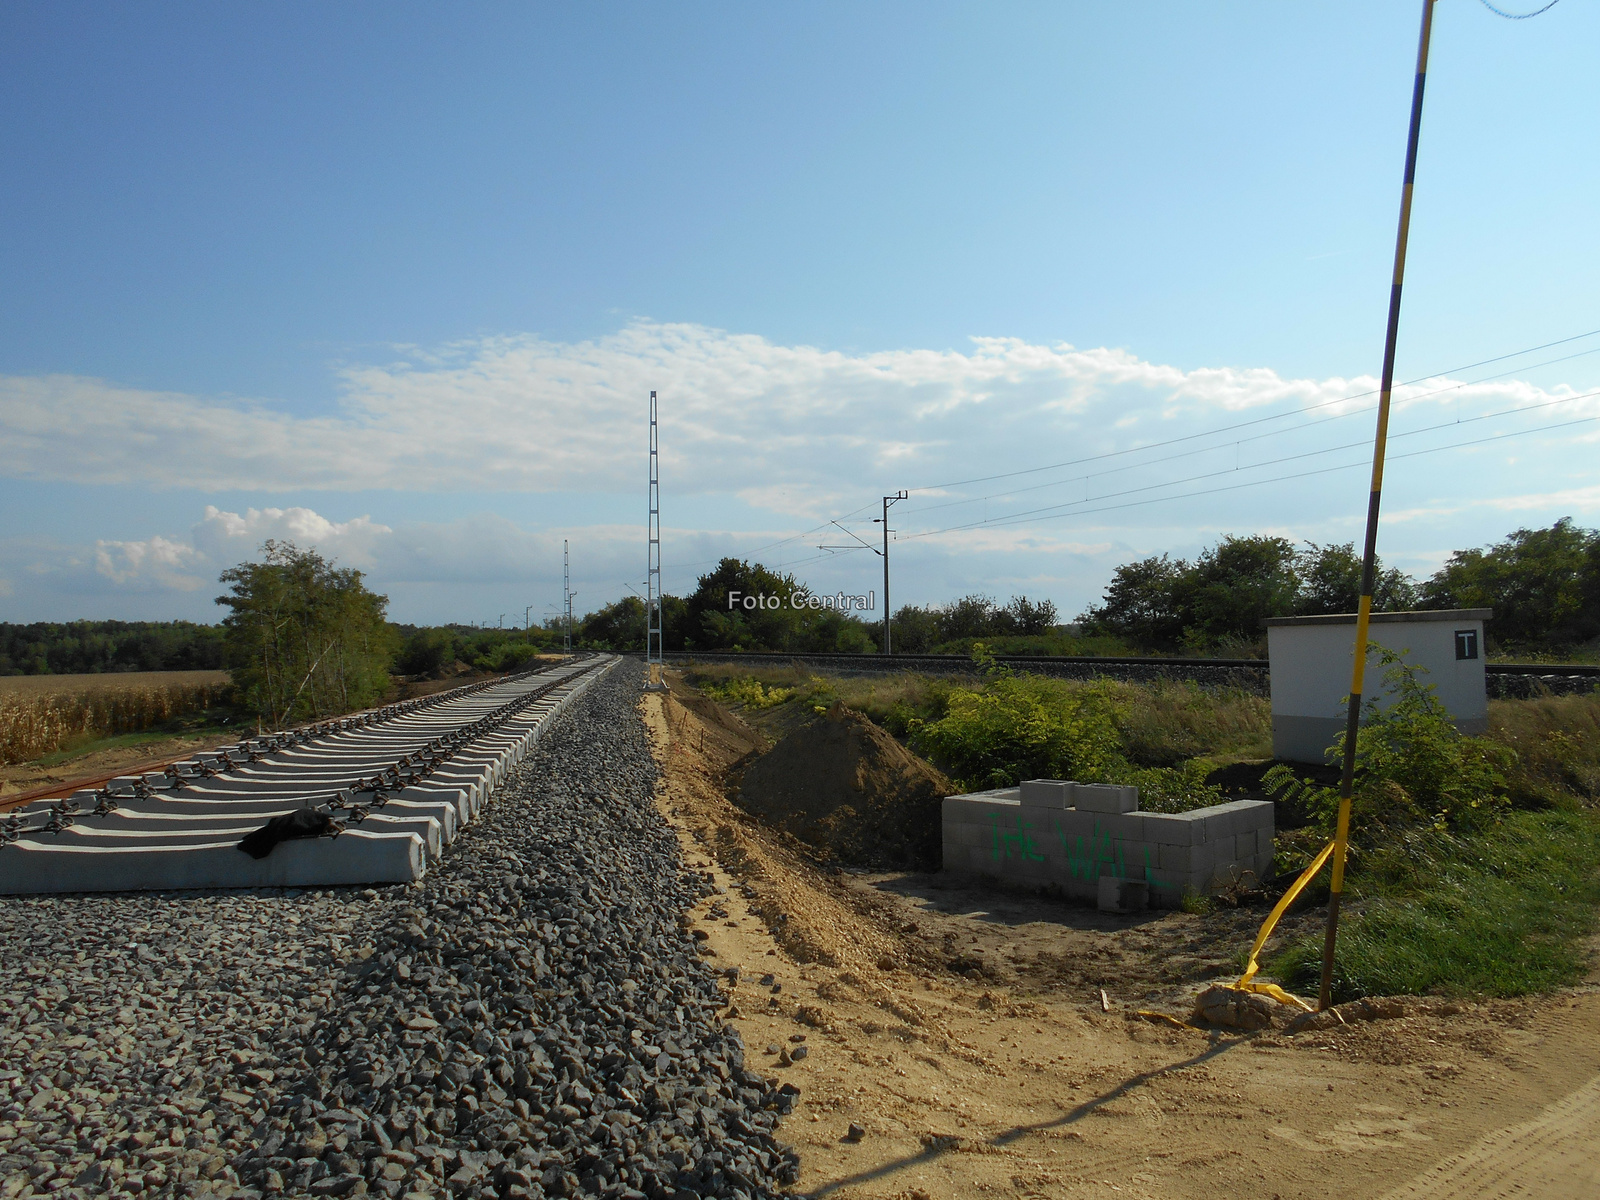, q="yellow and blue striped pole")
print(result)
[1319,0,1438,1011]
